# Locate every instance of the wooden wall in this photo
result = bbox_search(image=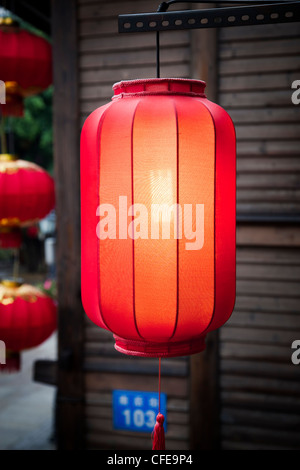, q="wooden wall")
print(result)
[218,22,300,449]
[74,0,300,450]
[219,22,300,216]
